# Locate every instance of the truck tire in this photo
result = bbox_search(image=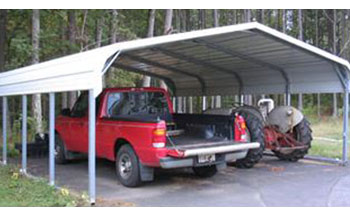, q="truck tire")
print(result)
[273,118,312,162]
[233,110,265,169]
[192,165,217,178]
[55,134,68,164]
[116,144,142,187]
